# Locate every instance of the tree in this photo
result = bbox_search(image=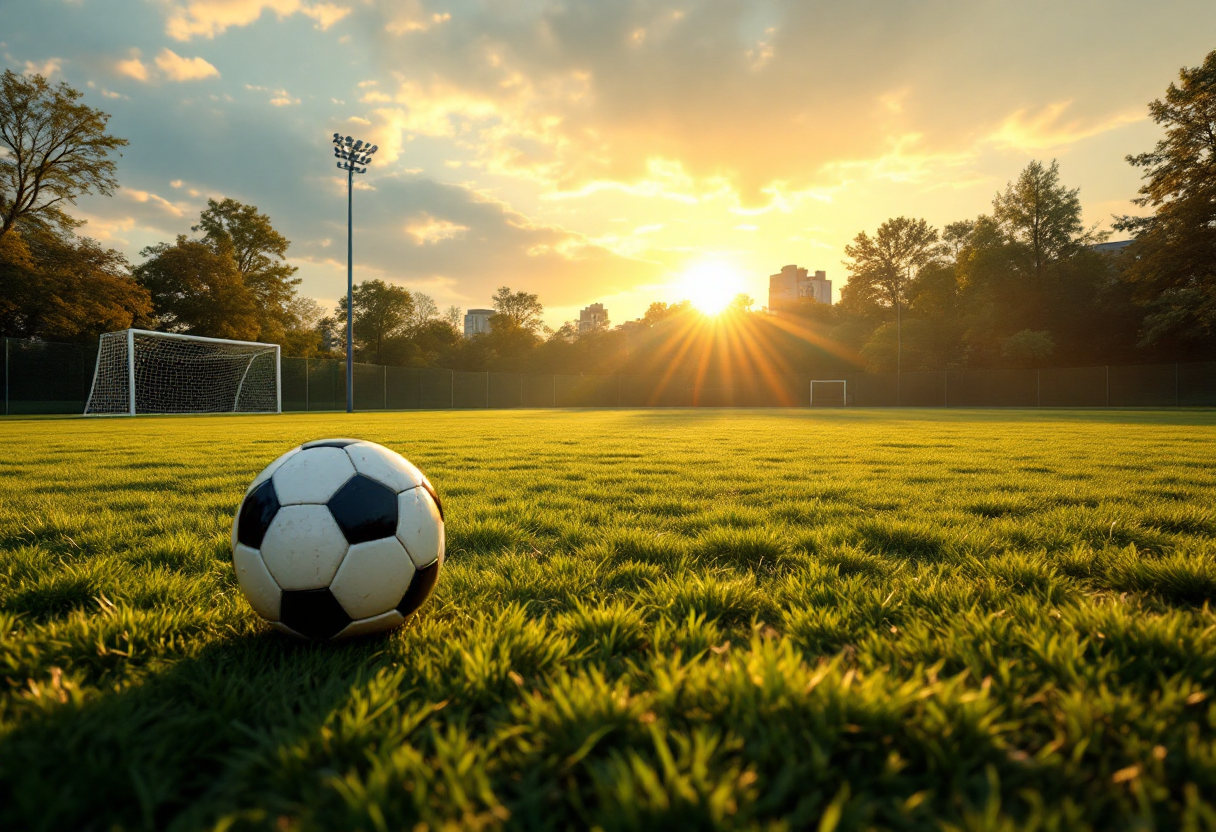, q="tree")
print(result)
[0,227,151,340]
[1001,329,1055,367]
[491,286,544,332]
[193,198,300,341]
[0,70,127,240]
[1115,49,1216,349]
[338,279,414,364]
[843,216,939,393]
[642,300,691,325]
[729,293,755,313]
[134,236,260,340]
[405,291,439,331]
[993,160,1097,284]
